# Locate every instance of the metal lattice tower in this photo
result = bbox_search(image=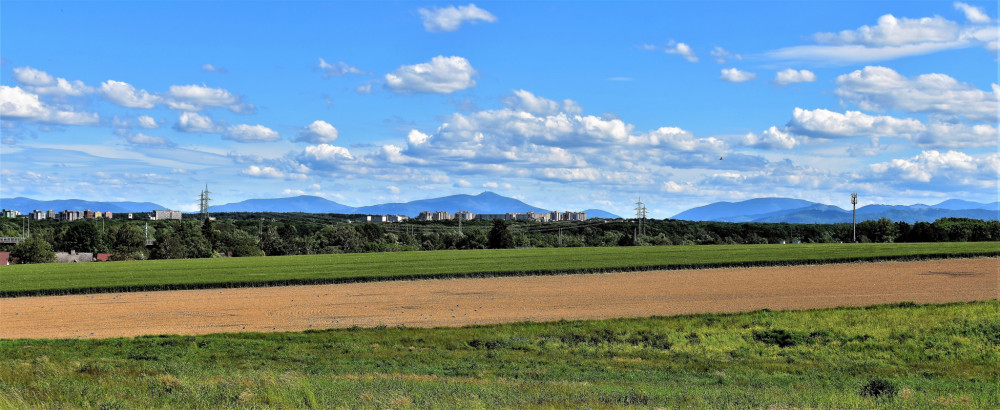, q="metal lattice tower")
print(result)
[635,197,648,237]
[199,184,212,221]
